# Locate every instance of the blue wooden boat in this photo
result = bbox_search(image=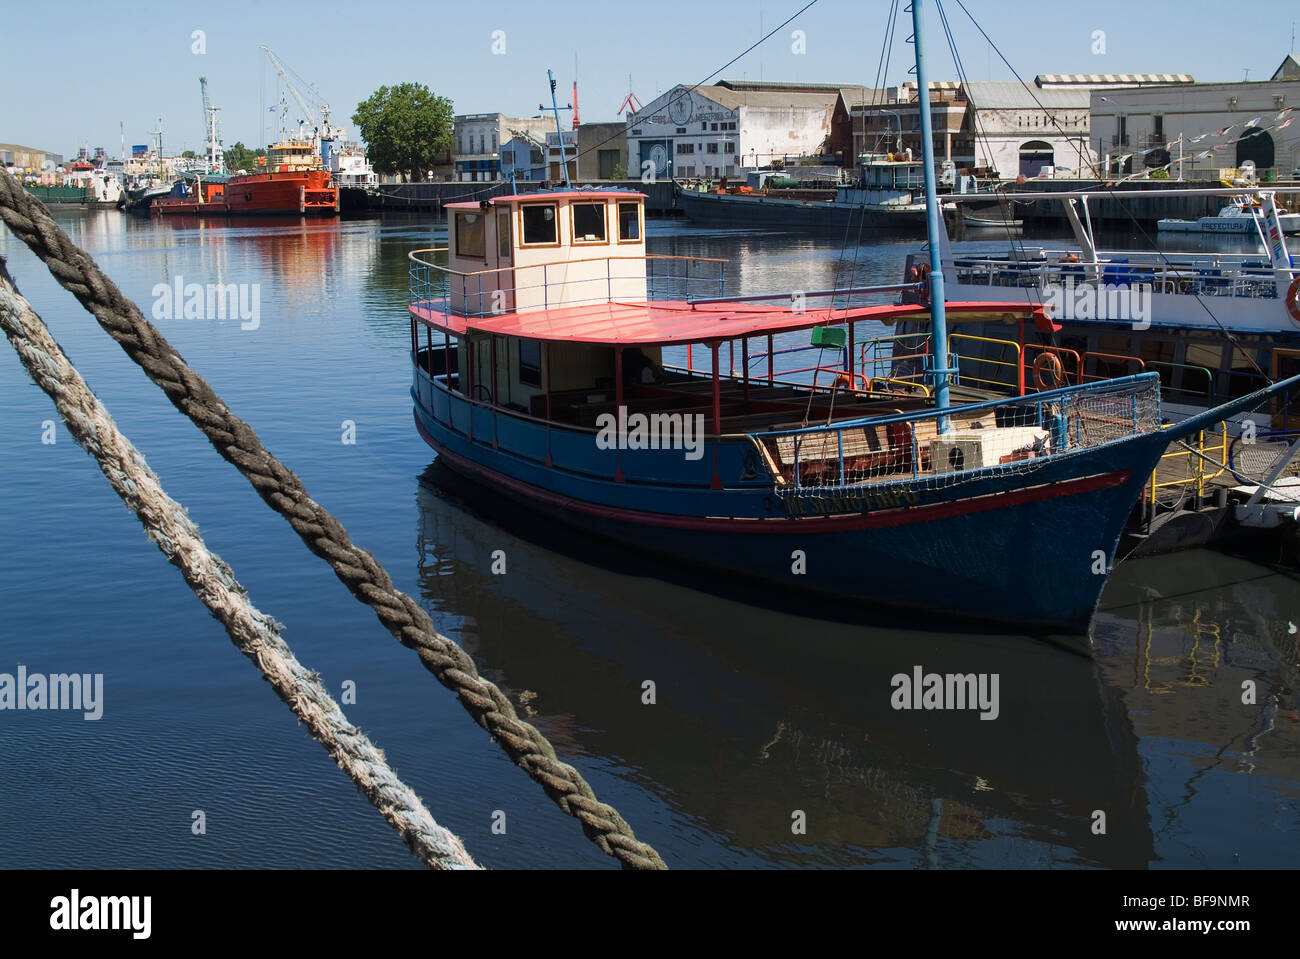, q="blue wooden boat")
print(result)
[406,2,1300,633]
